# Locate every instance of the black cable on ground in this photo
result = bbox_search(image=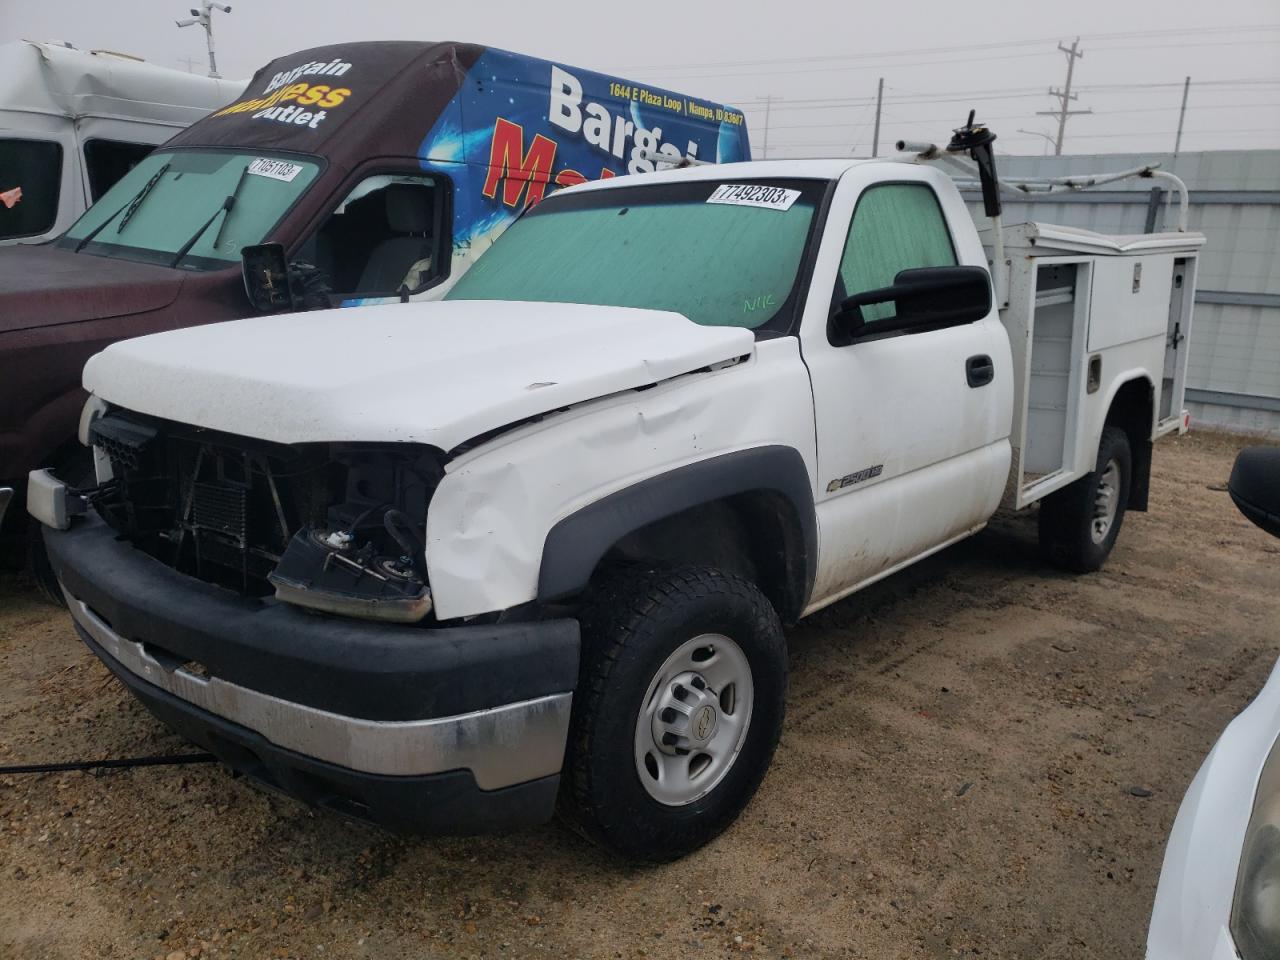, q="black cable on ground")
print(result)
[0,753,217,775]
